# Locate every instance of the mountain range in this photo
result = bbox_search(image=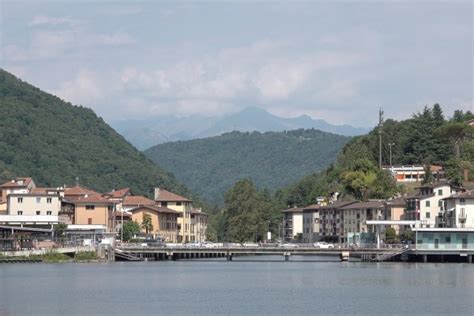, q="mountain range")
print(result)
[112,106,369,150]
